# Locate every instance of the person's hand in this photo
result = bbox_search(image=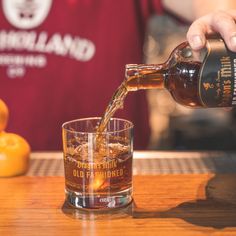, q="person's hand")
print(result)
[187,10,236,52]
